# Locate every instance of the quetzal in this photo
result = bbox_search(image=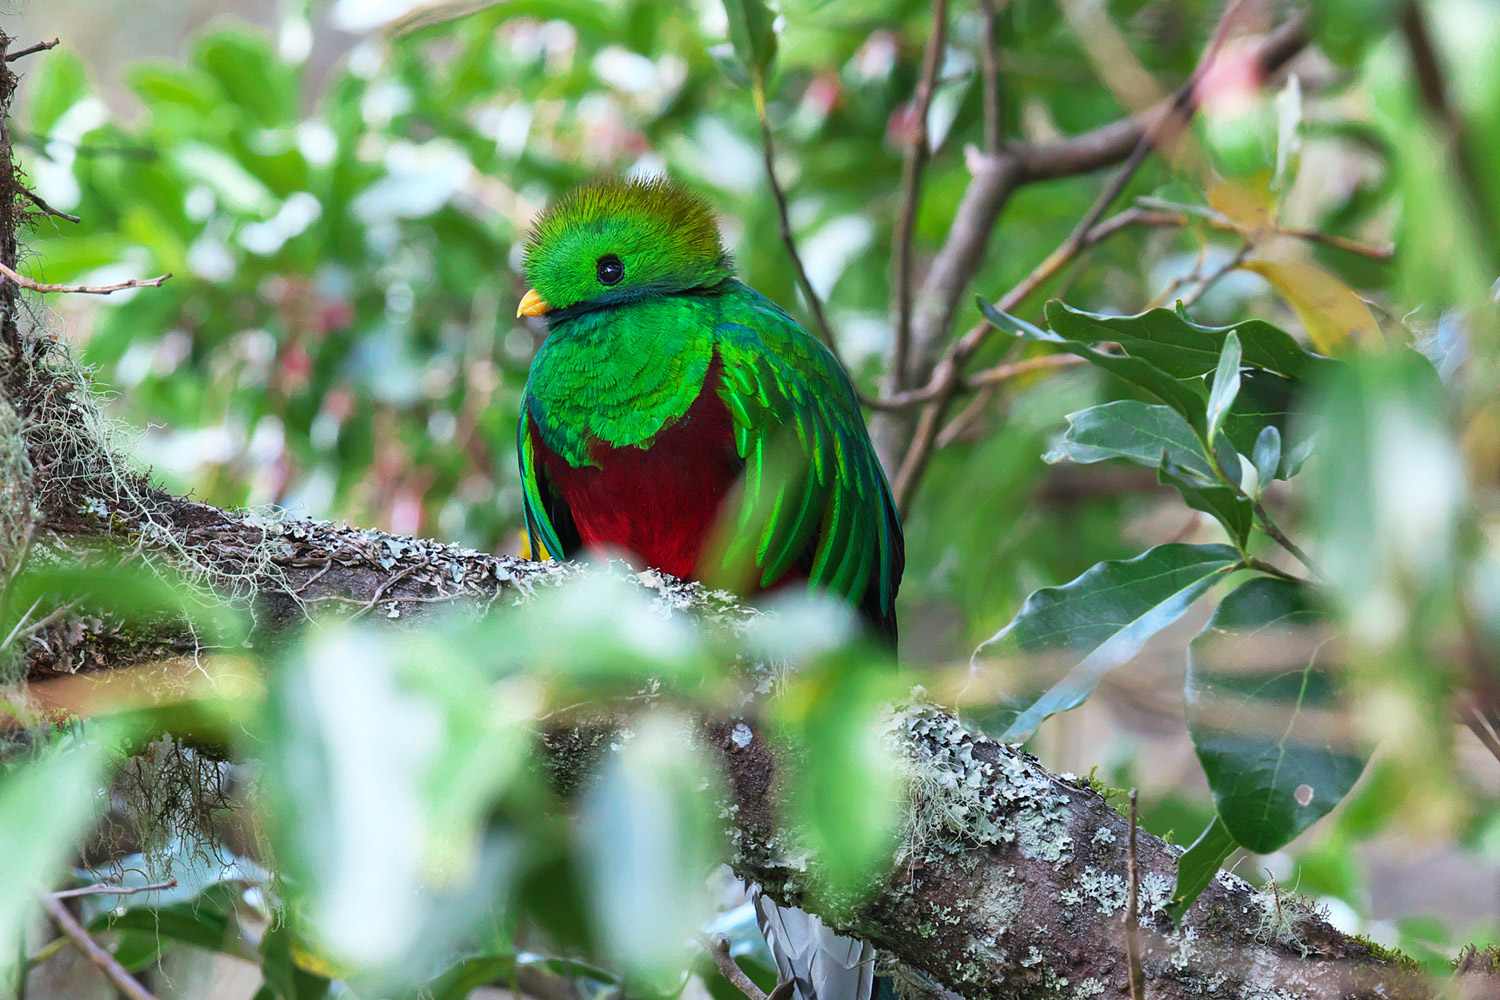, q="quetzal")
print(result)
[514,176,903,1000]
[515,177,903,643]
